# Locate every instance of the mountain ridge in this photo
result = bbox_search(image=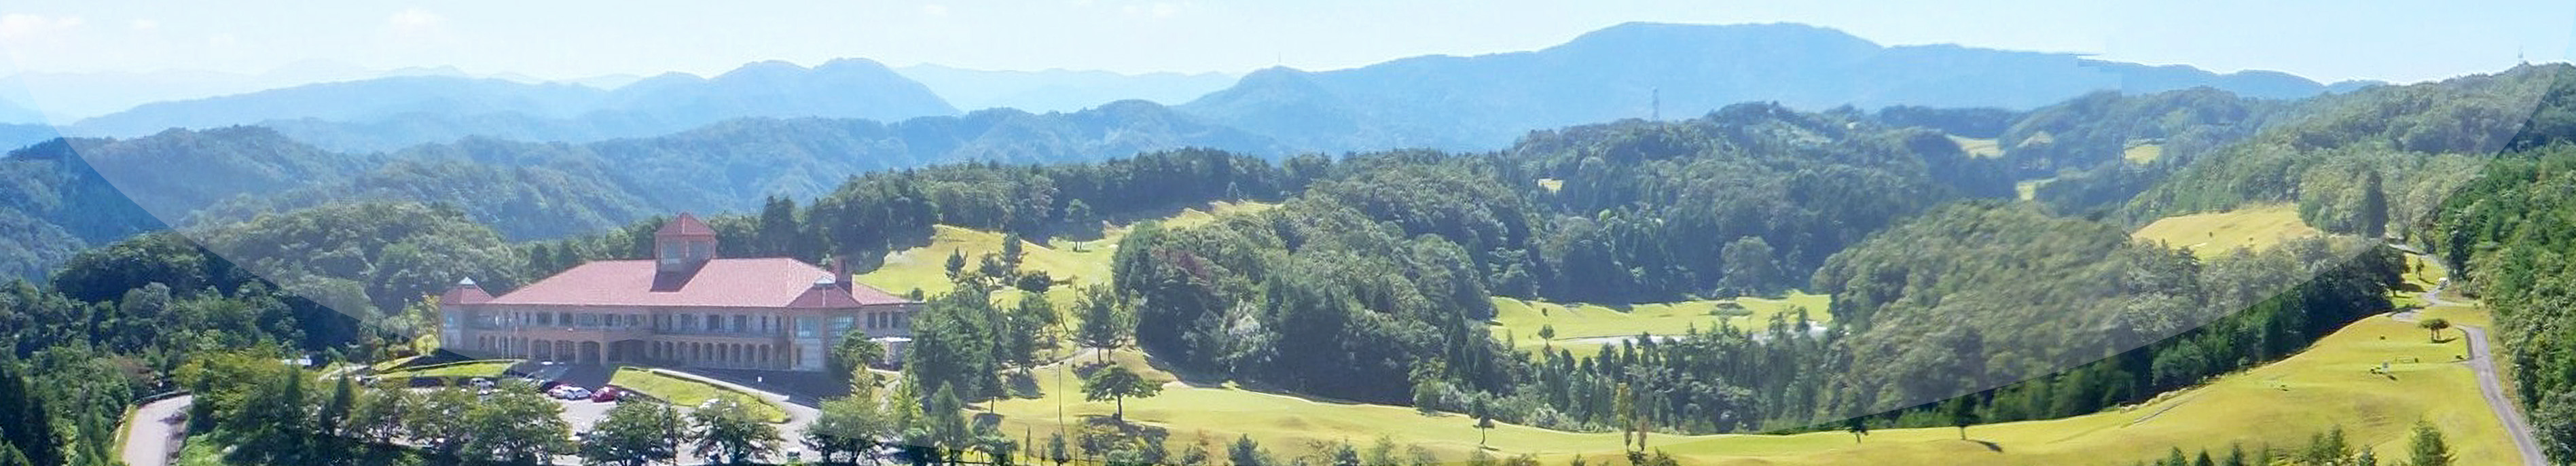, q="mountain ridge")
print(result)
[1180,22,2342,153]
